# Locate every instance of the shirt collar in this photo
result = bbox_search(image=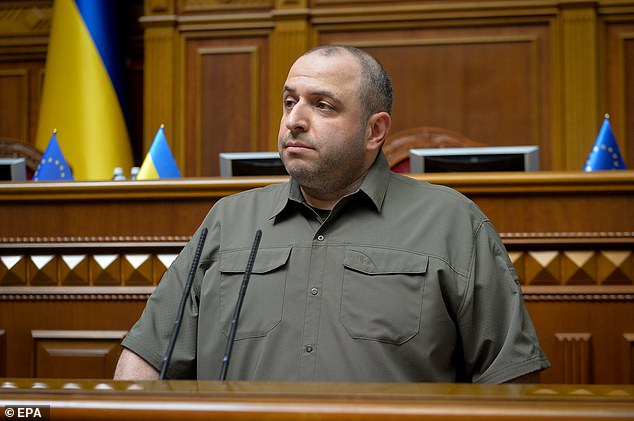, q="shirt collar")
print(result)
[270,151,390,219]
